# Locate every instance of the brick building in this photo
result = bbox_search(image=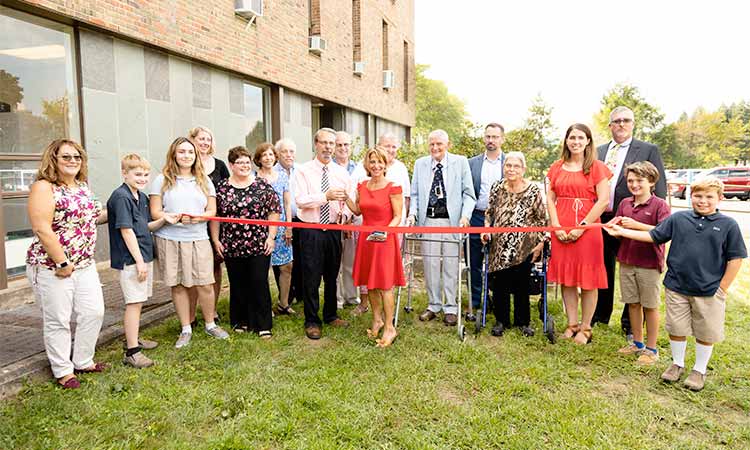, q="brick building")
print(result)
[0,0,416,289]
